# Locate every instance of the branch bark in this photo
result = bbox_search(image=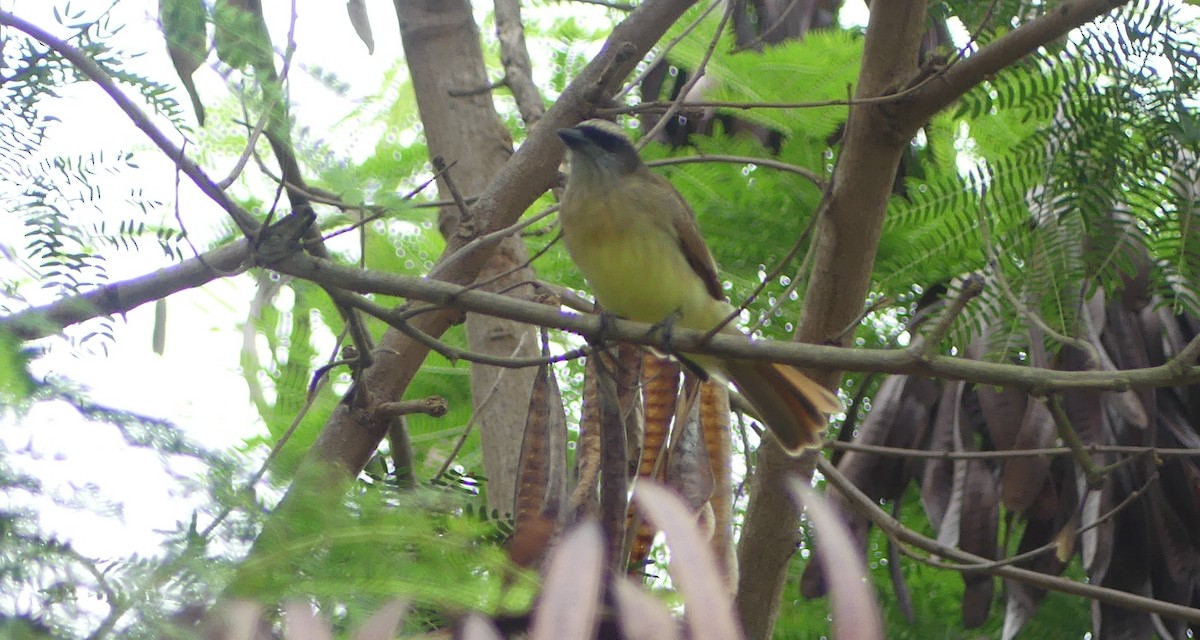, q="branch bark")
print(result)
[737,3,928,634]
[2,240,252,340]
[268,253,1200,392]
[396,0,543,519]
[494,0,546,126]
[899,0,1131,131]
